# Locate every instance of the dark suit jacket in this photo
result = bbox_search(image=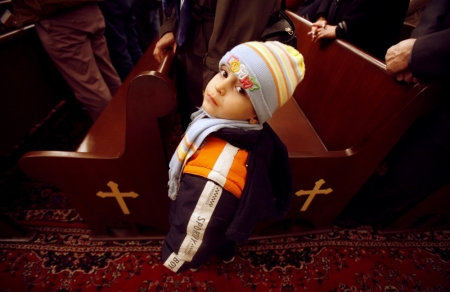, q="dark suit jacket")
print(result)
[410,0,450,80]
[315,0,409,59]
[410,0,450,150]
[160,0,279,88]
